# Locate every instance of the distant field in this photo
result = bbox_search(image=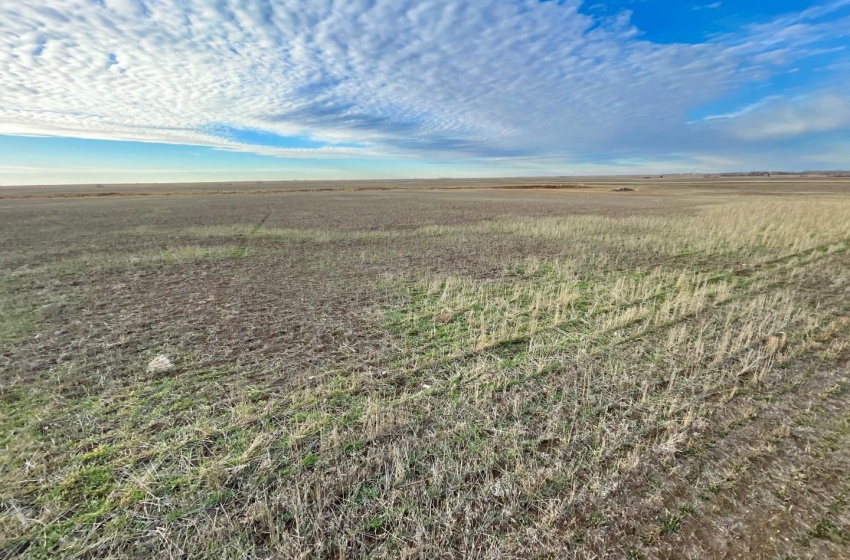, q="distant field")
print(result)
[2,173,850,198]
[2,179,850,558]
